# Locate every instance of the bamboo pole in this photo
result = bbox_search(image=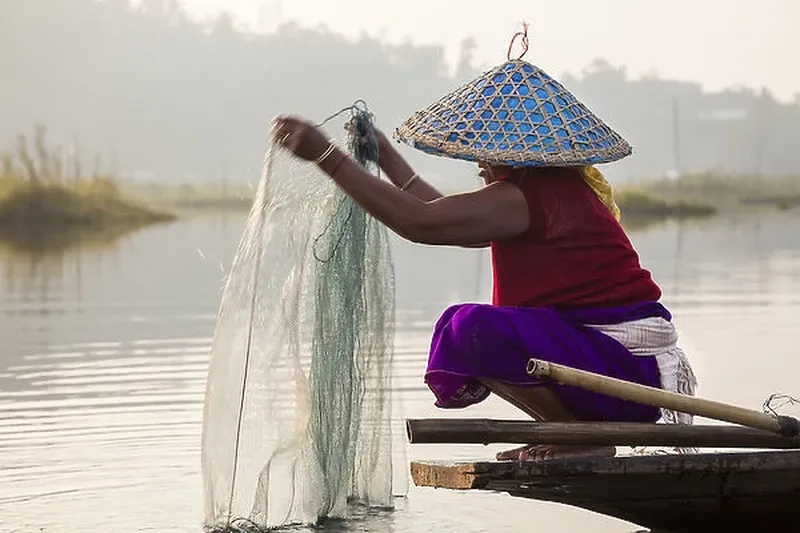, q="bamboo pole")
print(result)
[526,358,800,437]
[406,418,800,448]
